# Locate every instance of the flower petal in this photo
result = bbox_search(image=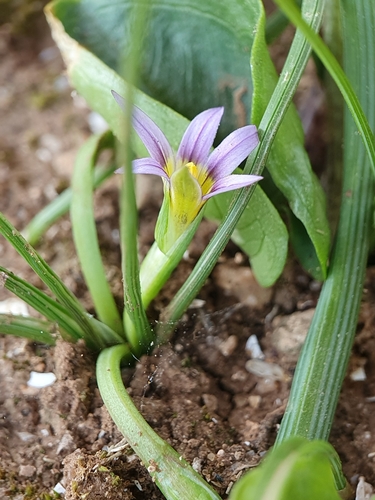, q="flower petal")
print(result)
[132,158,170,181]
[206,125,259,180]
[202,174,262,200]
[176,107,224,166]
[112,90,173,167]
